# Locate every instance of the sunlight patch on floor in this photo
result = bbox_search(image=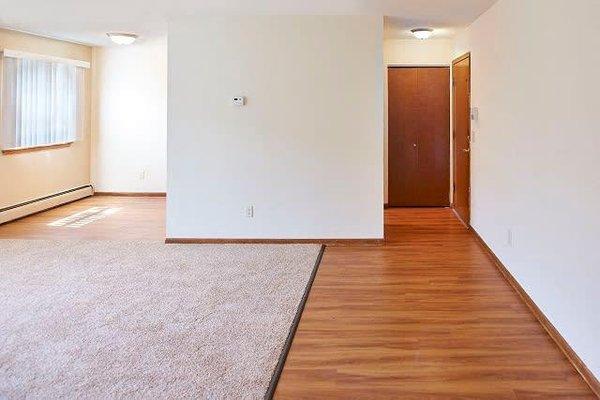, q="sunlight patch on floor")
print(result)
[48,207,122,228]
